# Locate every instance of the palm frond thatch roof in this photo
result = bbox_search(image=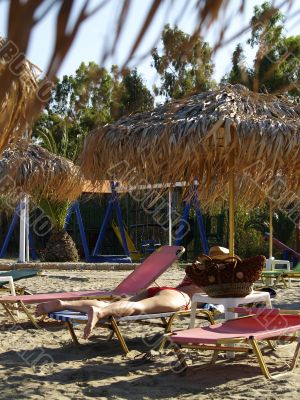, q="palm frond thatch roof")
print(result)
[80,84,300,208]
[0,37,40,154]
[0,141,84,202]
